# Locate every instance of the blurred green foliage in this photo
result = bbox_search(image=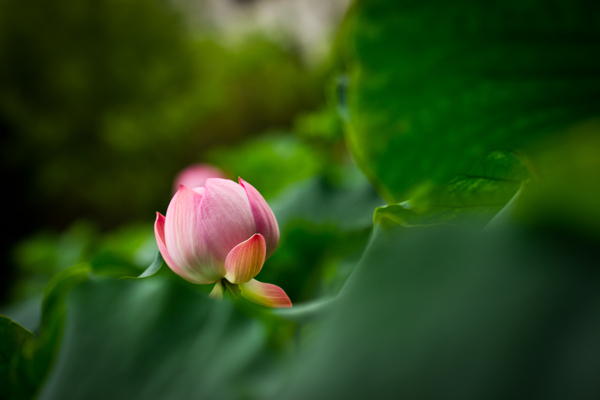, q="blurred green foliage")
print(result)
[9,222,96,302]
[4,161,382,308]
[337,0,600,204]
[0,316,33,400]
[2,0,600,398]
[516,118,600,240]
[276,224,600,400]
[207,134,325,200]
[263,169,383,302]
[374,151,530,229]
[0,0,323,227]
[36,277,284,400]
[7,221,153,305]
